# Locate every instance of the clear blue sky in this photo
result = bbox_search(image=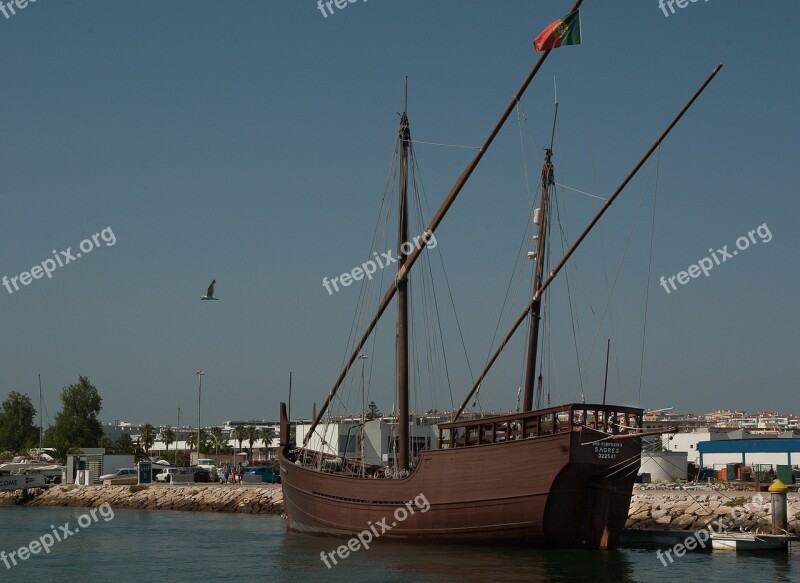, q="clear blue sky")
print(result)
[1,0,797,427]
